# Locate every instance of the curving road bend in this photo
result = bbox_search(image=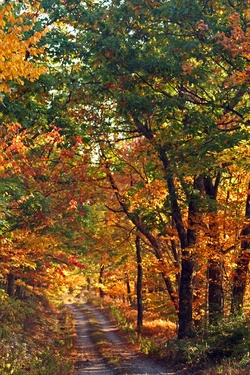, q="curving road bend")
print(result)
[68,304,182,375]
